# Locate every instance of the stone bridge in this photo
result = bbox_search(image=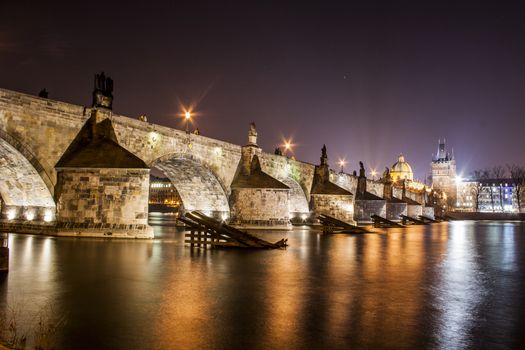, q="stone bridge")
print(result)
[0,86,431,238]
